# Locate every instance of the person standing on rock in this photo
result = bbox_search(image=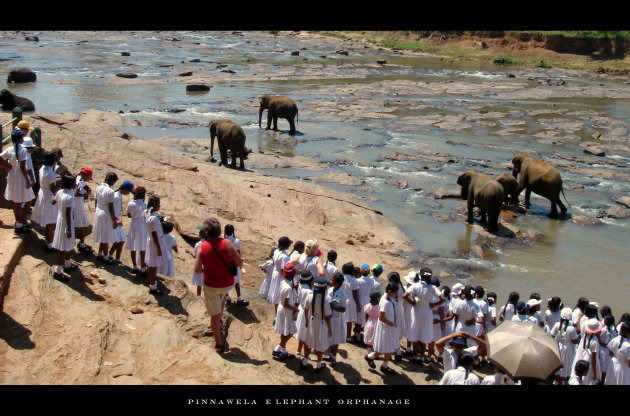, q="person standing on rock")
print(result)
[272,262,298,360]
[267,236,293,315]
[74,167,94,254]
[144,195,167,296]
[126,186,148,276]
[50,175,78,282]
[93,172,119,264]
[223,224,248,306]
[108,180,133,264]
[194,217,242,353]
[1,129,36,233]
[31,151,60,250]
